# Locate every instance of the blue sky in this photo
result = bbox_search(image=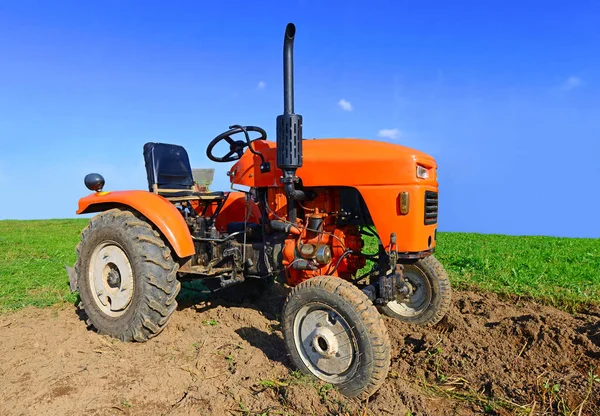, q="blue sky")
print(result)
[0,1,598,238]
